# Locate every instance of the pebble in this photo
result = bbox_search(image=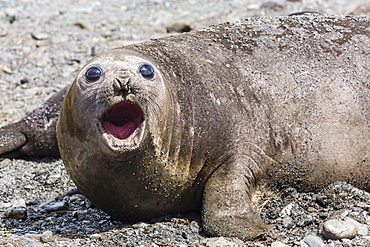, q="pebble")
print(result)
[40,230,53,243]
[4,206,27,220]
[31,32,49,40]
[282,216,295,229]
[189,220,200,233]
[0,26,7,37]
[303,235,325,247]
[344,217,369,236]
[0,158,11,165]
[19,237,44,247]
[89,233,102,239]
[270,241,290,247]
[322,219,358,240]
[201,237,239,247]
[0,64,13,74]
[279,203,305,217]
[74,21,93,30]
[166,21,192,33]
[45,201,68,212]
[12,198,26,208]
